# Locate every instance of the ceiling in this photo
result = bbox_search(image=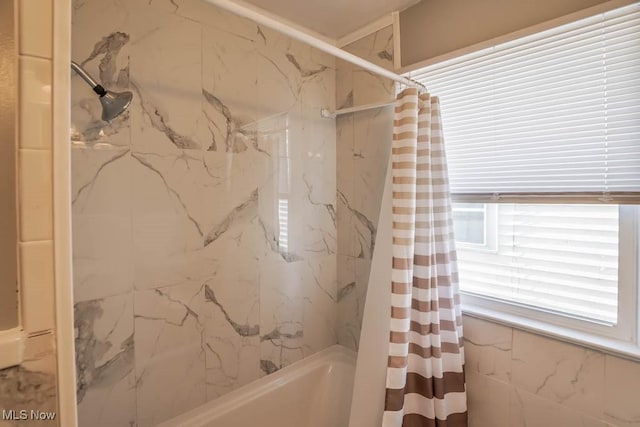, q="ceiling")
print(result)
[244,0,421,39]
